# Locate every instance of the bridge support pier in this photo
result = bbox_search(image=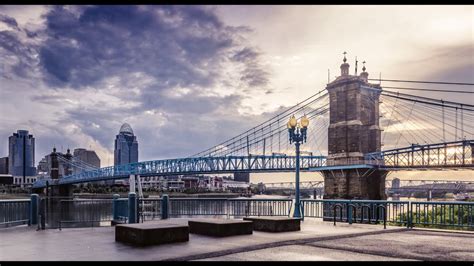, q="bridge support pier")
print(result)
[322,168,387,200]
